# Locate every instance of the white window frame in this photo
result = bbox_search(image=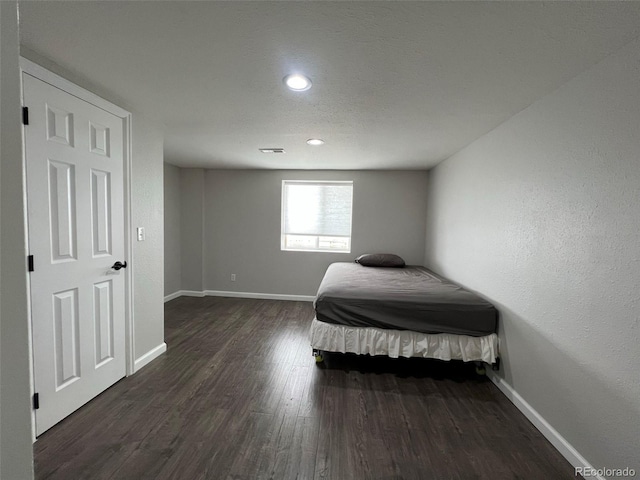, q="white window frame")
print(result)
[281,180,353,253]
